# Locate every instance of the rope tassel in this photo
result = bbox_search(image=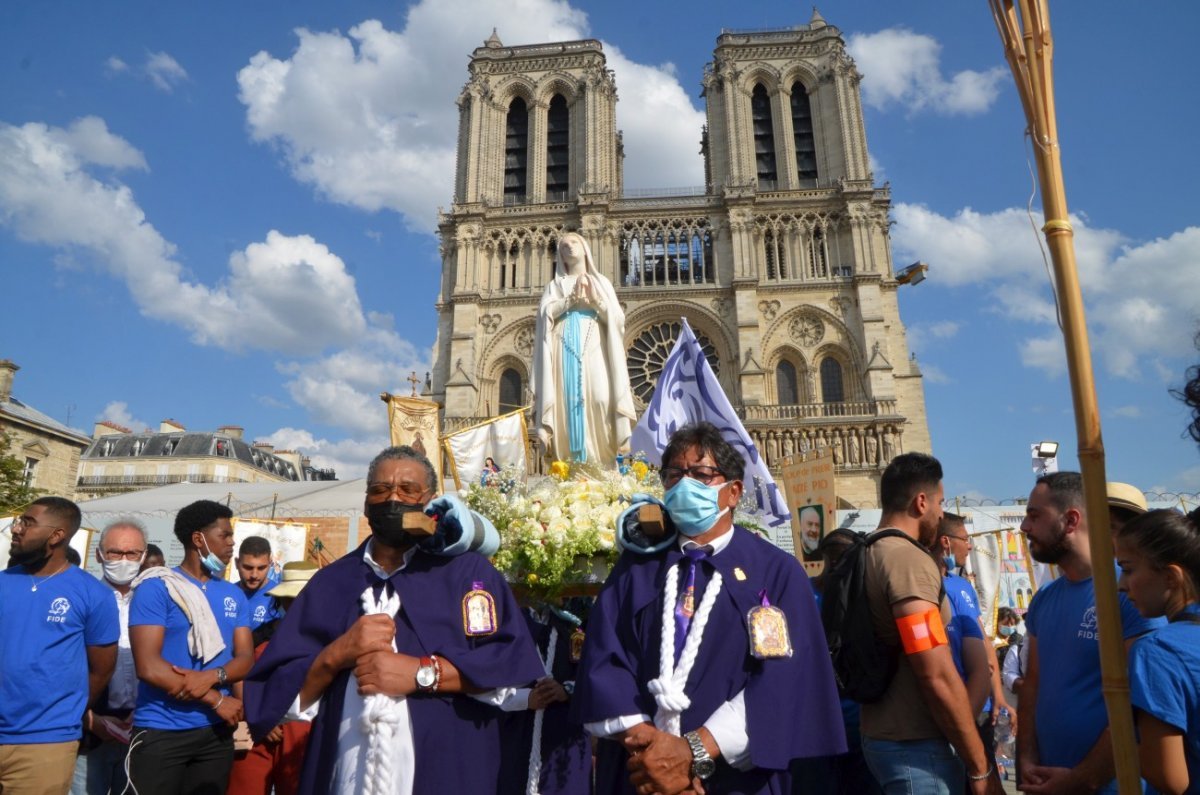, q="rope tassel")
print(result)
[650,563,724,736]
